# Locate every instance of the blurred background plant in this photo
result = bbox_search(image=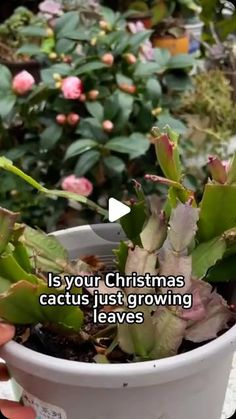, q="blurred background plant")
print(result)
[0,6,47,62]
[178,69,236,189]
[0,5,194,230]
[106,0,201,24]
[39,0,100,25]
[199,0,236,99]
